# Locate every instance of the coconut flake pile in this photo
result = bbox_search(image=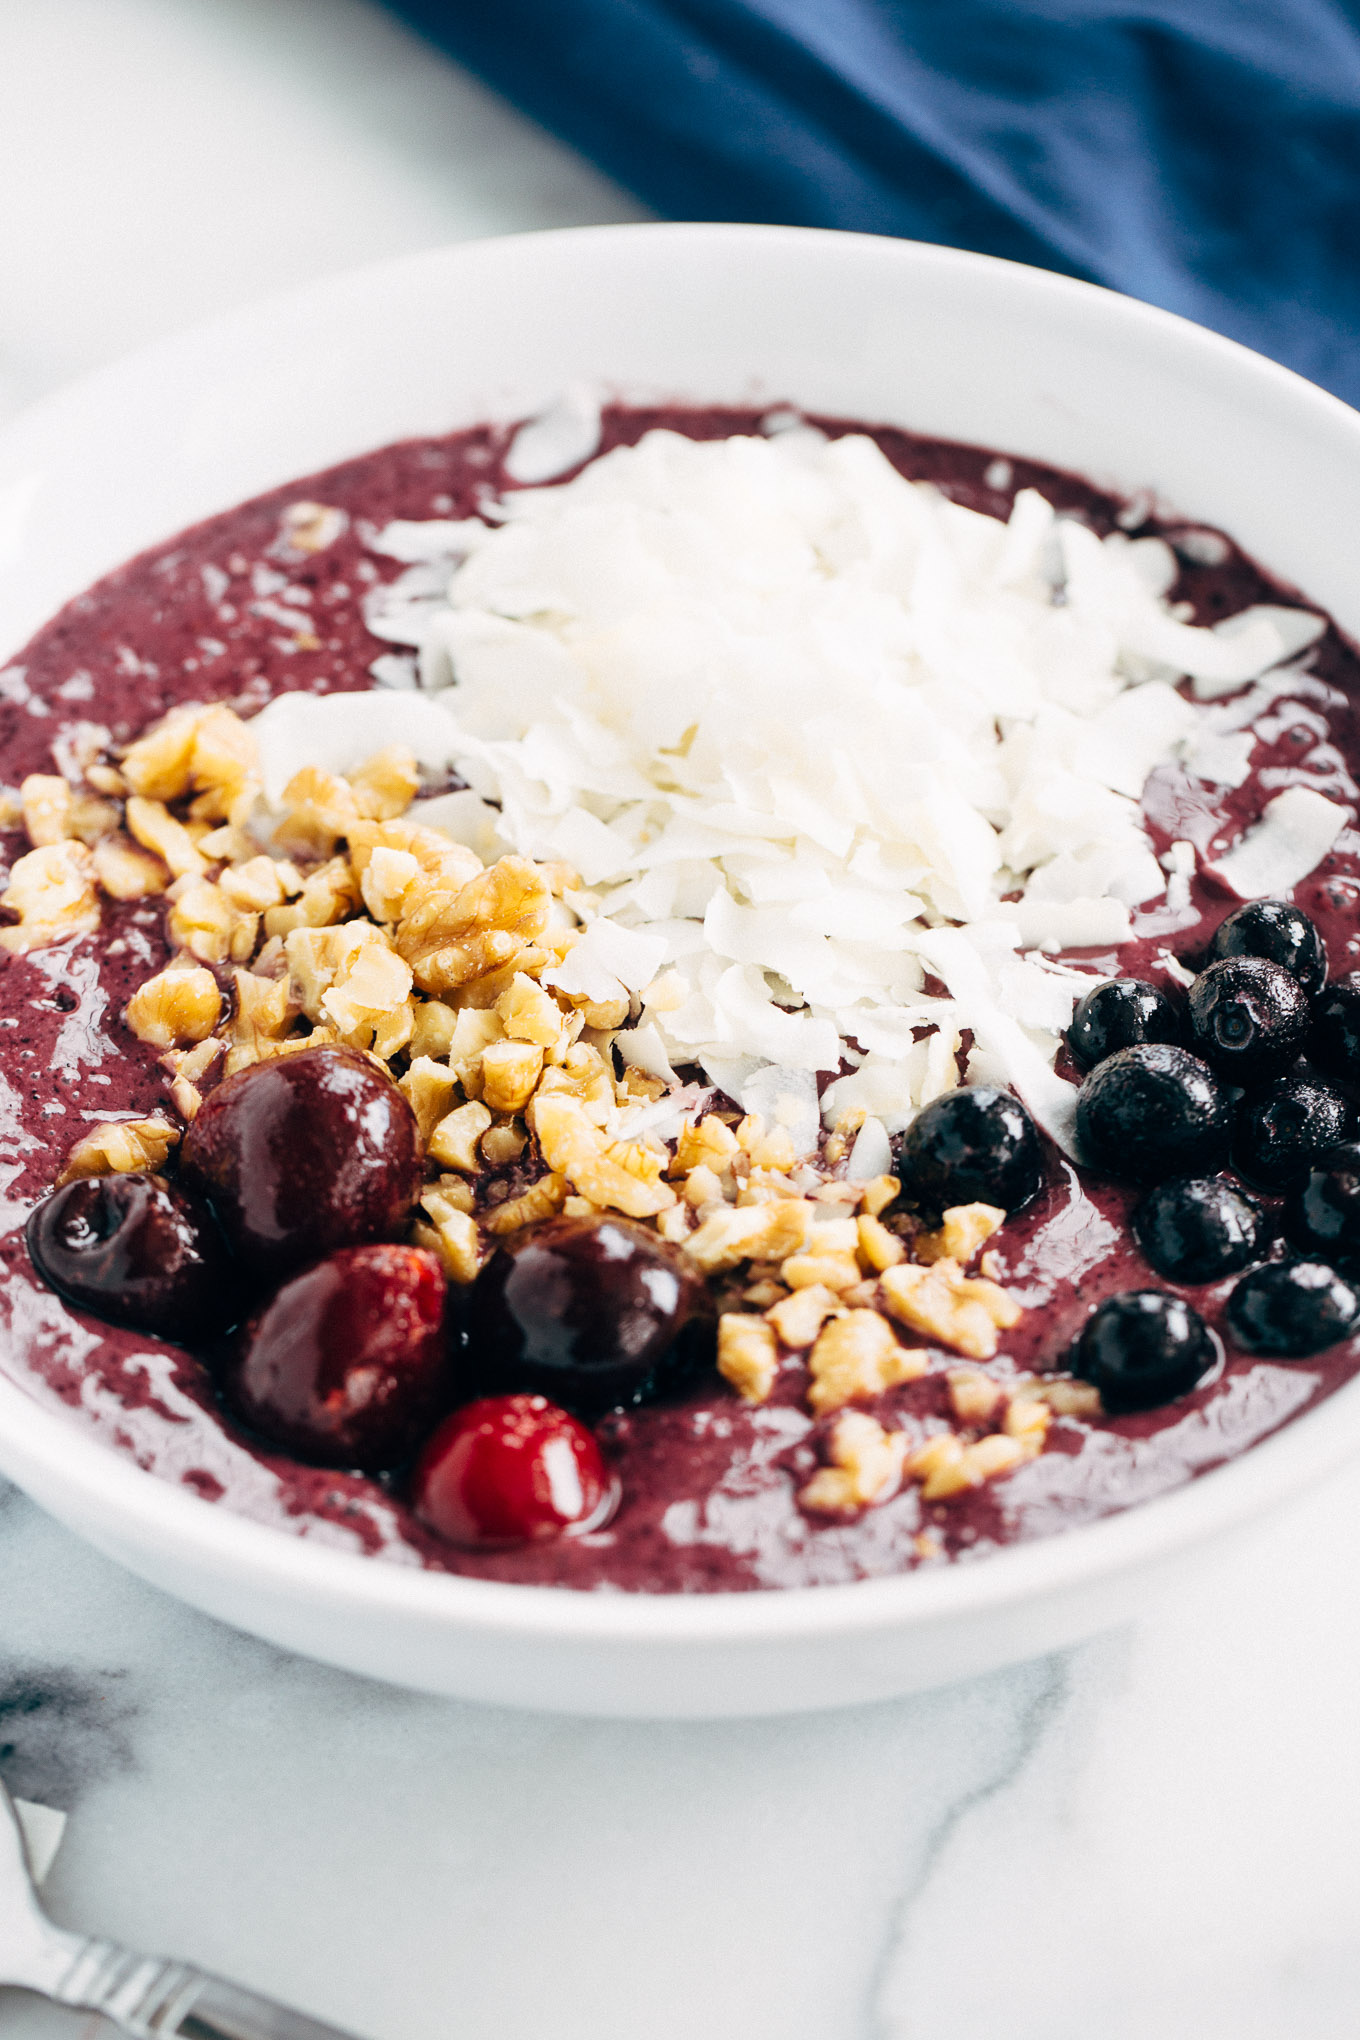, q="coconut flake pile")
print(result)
[251,423,1345,1153]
